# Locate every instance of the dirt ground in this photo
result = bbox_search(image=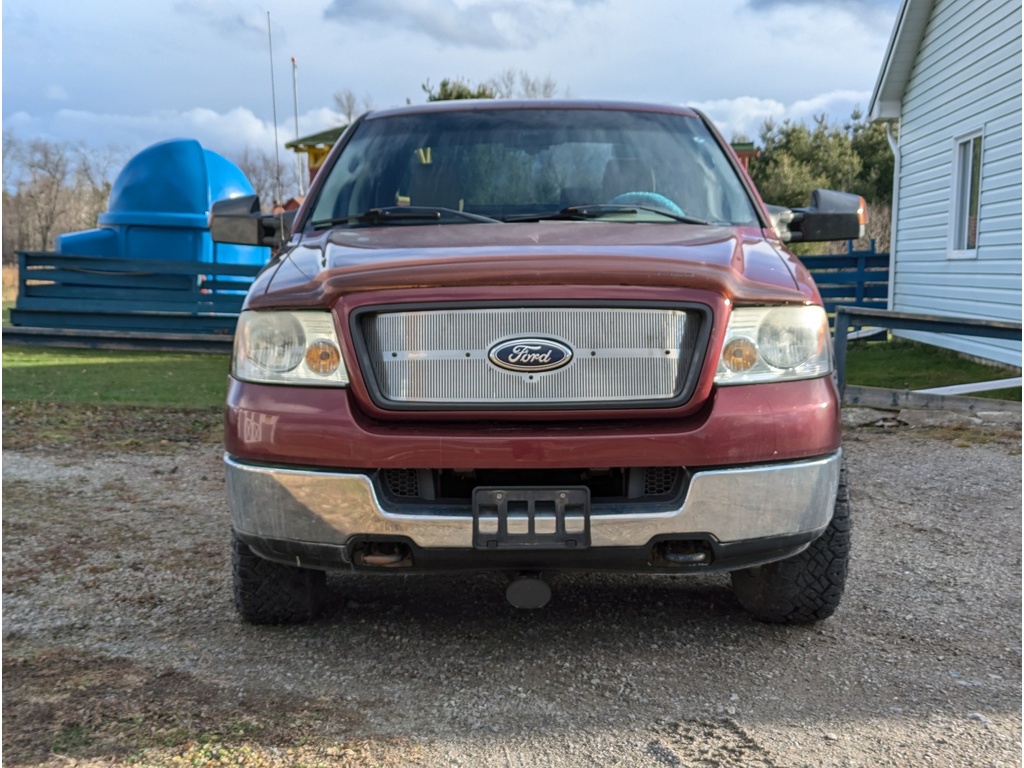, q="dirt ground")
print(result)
[2,412,1021,768]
